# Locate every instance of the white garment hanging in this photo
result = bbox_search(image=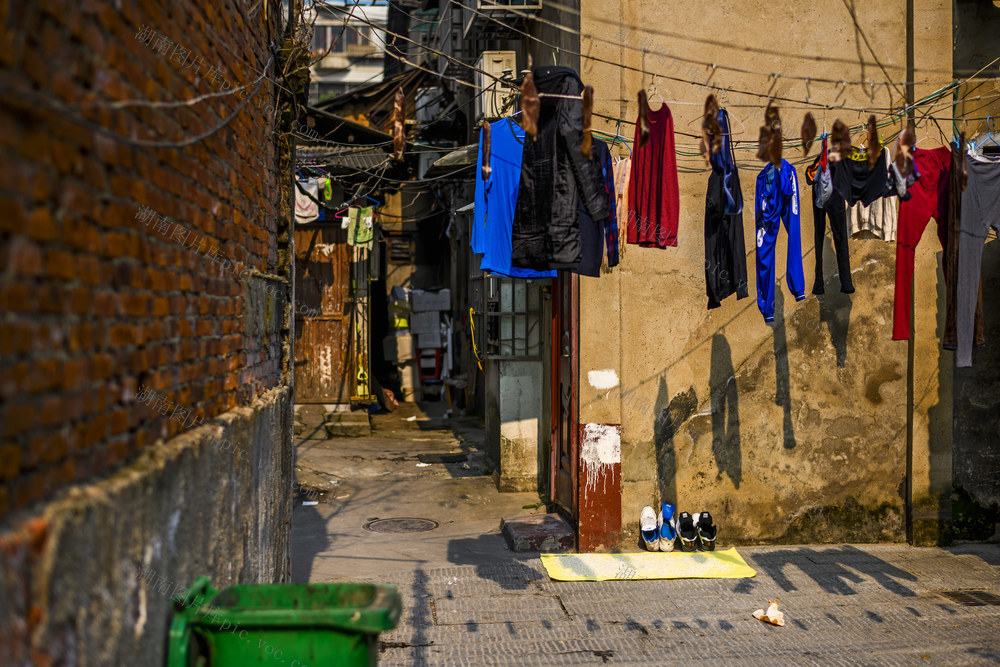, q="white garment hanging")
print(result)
[848,195,898,242]
[295,178,319,224]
